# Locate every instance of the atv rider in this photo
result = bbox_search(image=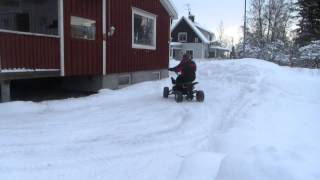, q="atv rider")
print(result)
[169,54,197,89]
